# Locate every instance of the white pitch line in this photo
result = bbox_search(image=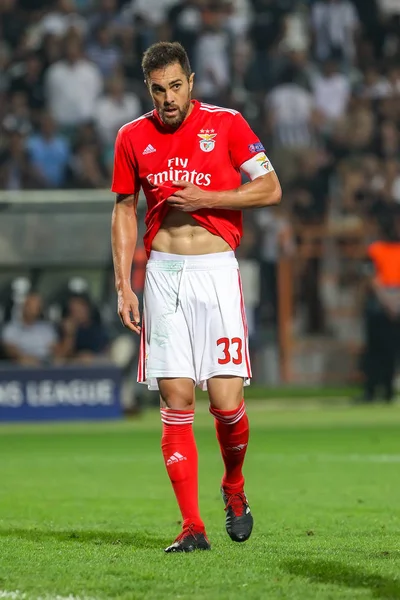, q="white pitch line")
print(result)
[253,453,400,463]
[0,591,98,600]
